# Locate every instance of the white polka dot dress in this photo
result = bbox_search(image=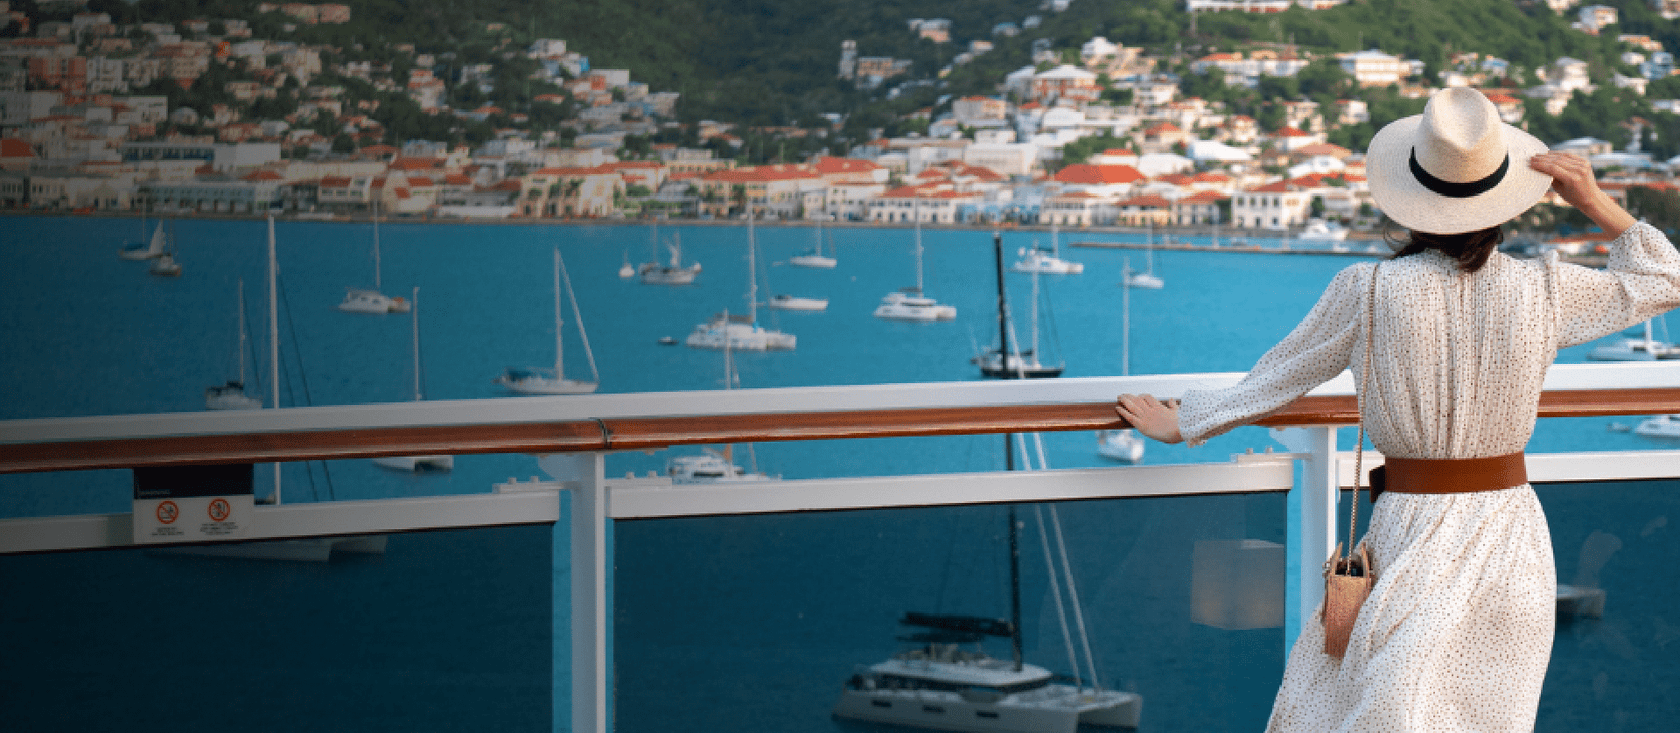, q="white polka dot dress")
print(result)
[1178,222,1680,732]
